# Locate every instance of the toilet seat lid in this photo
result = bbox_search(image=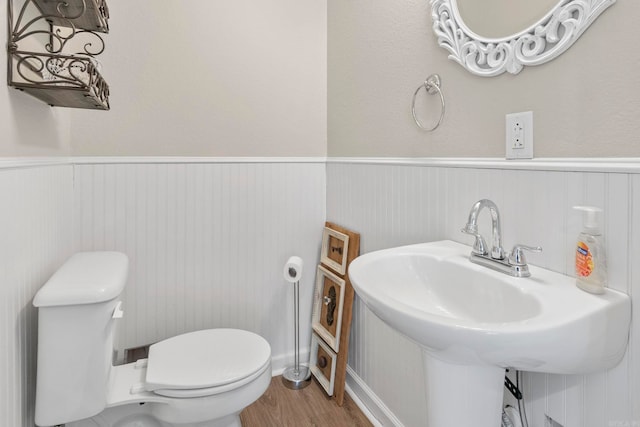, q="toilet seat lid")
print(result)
[145,329,271,391]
